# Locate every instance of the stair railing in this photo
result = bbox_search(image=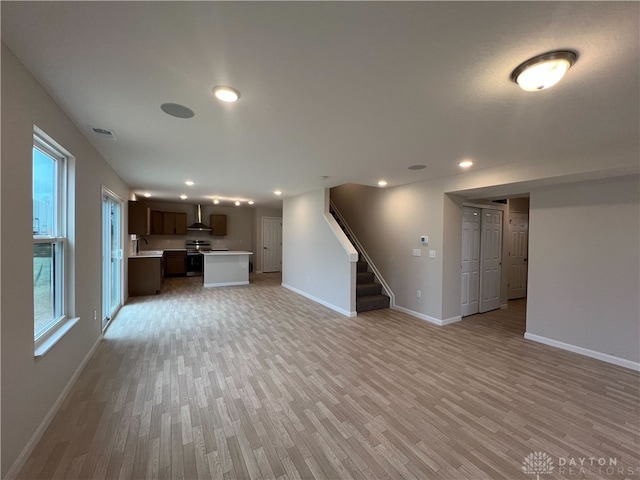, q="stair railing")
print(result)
[329,199,395,307]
